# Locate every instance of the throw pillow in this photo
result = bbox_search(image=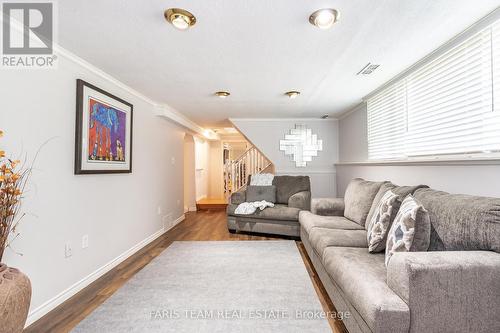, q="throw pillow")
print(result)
[366,190,400,253]
[344,178,385,226]
[365,182,397,230]
[366,183,429,230]
[385,195,431,266]
[246,185,277,203]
